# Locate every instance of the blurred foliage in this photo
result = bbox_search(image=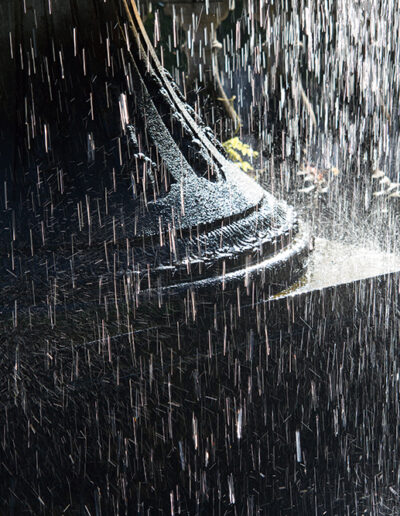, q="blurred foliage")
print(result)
[223,137,258,172]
